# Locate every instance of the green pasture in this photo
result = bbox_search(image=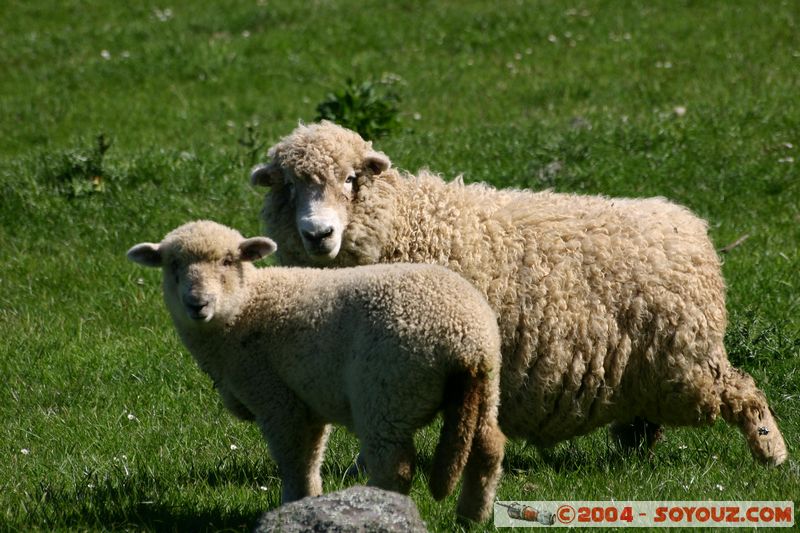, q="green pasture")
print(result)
[1,1,798,530]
